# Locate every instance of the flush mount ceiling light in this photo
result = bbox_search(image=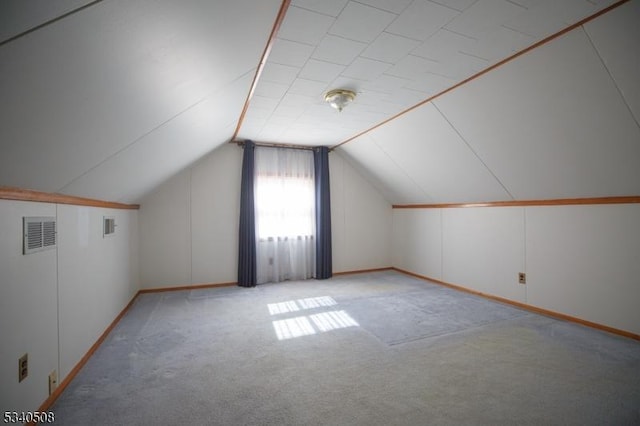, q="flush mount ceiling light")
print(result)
[324,89,356,112]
